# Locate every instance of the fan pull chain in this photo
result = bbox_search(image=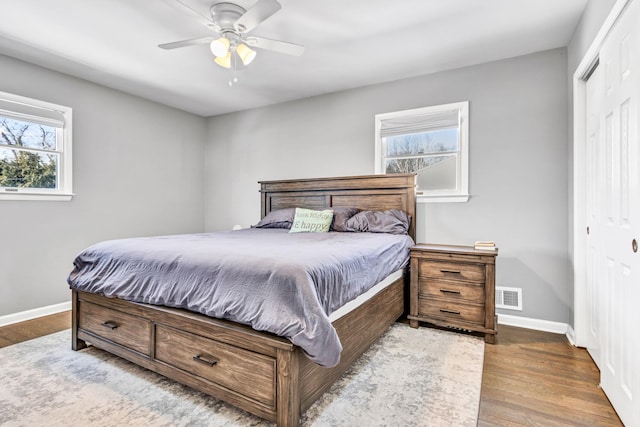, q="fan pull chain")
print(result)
[229,50,239,87]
